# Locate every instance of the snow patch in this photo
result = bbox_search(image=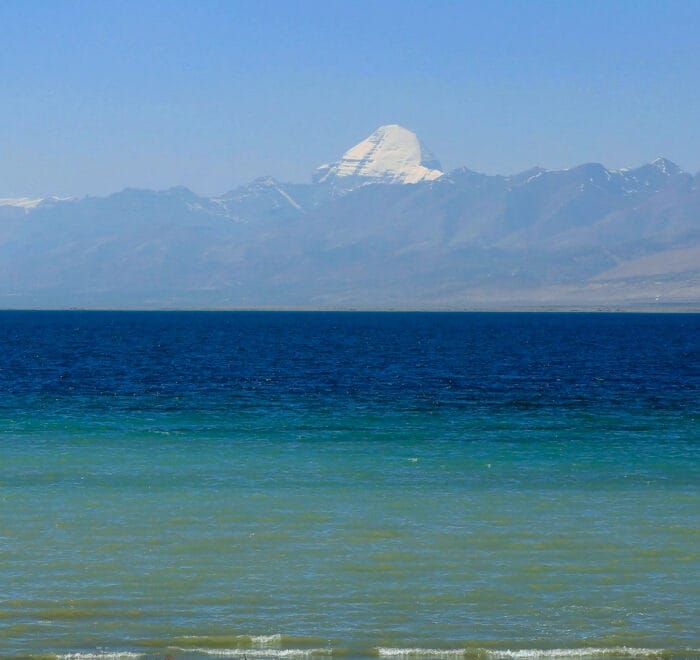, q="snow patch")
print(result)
[275,186,302,210]
[0,197,44,209]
